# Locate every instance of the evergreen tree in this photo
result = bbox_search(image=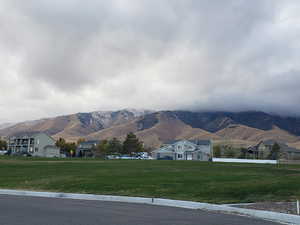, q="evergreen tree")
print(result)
[213,145,221,158]
[269,142,281,160]
[122,132,143,155]
[108,138,123,154]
